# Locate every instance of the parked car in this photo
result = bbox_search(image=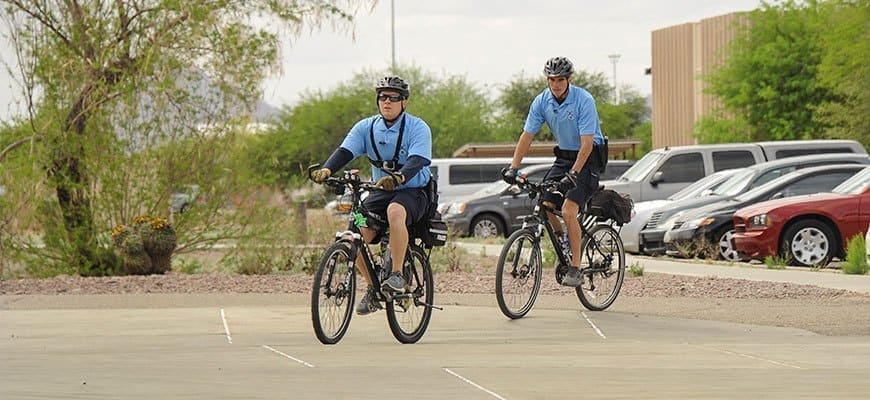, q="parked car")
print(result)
[430,157,555,205]
[866,223,870,266]
[431,157,633,205]
[622,168,742,253]
[639,153,870,255]
[440,164,552,238]
[663,164,864,260]
[171,184,200,214]
[732,166,870,267]
[602,139,866,203]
